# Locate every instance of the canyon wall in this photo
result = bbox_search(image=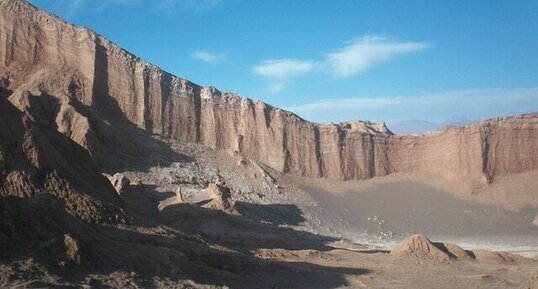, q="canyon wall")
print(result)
[1,0,537,183]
